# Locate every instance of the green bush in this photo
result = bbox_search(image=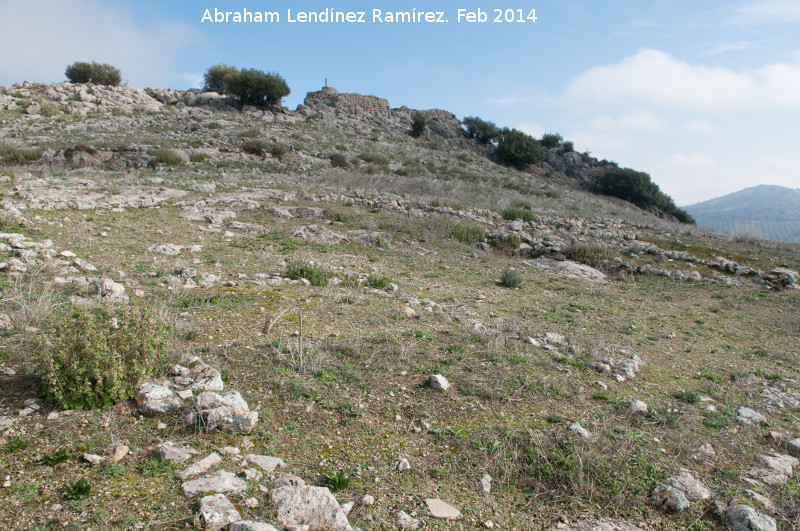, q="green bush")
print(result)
[501,207,535,222]
[237,128,261,138]
[149,148,182,167]
[366,274,393,289]
[203,64,239,94]
[562,141,574,153]
[62,477,91,500]
[270,142,289,157]
[37,303,170,410]
[330,153,350,169]
[1,146,41,165]
[463,116,500,144]
[65,61,122,86]
[597,165,695,224]
[242,139,269,156]
[285,261,330,287]
[496,128,545,168]
[451,223,486,245]
[359,151,389,166]
[411,111,427,138]
[500,267,523,289]
[540,133,563,148]
[189,153,210,163]
[564,244,614,267]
